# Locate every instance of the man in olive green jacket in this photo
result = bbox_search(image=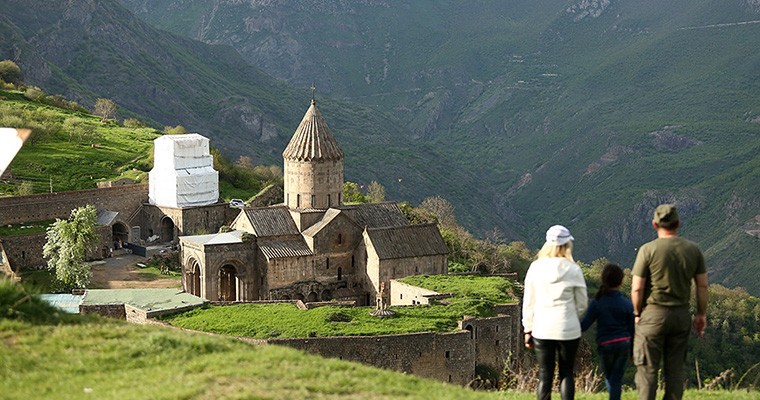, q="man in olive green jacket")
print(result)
[631,204,708,400]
